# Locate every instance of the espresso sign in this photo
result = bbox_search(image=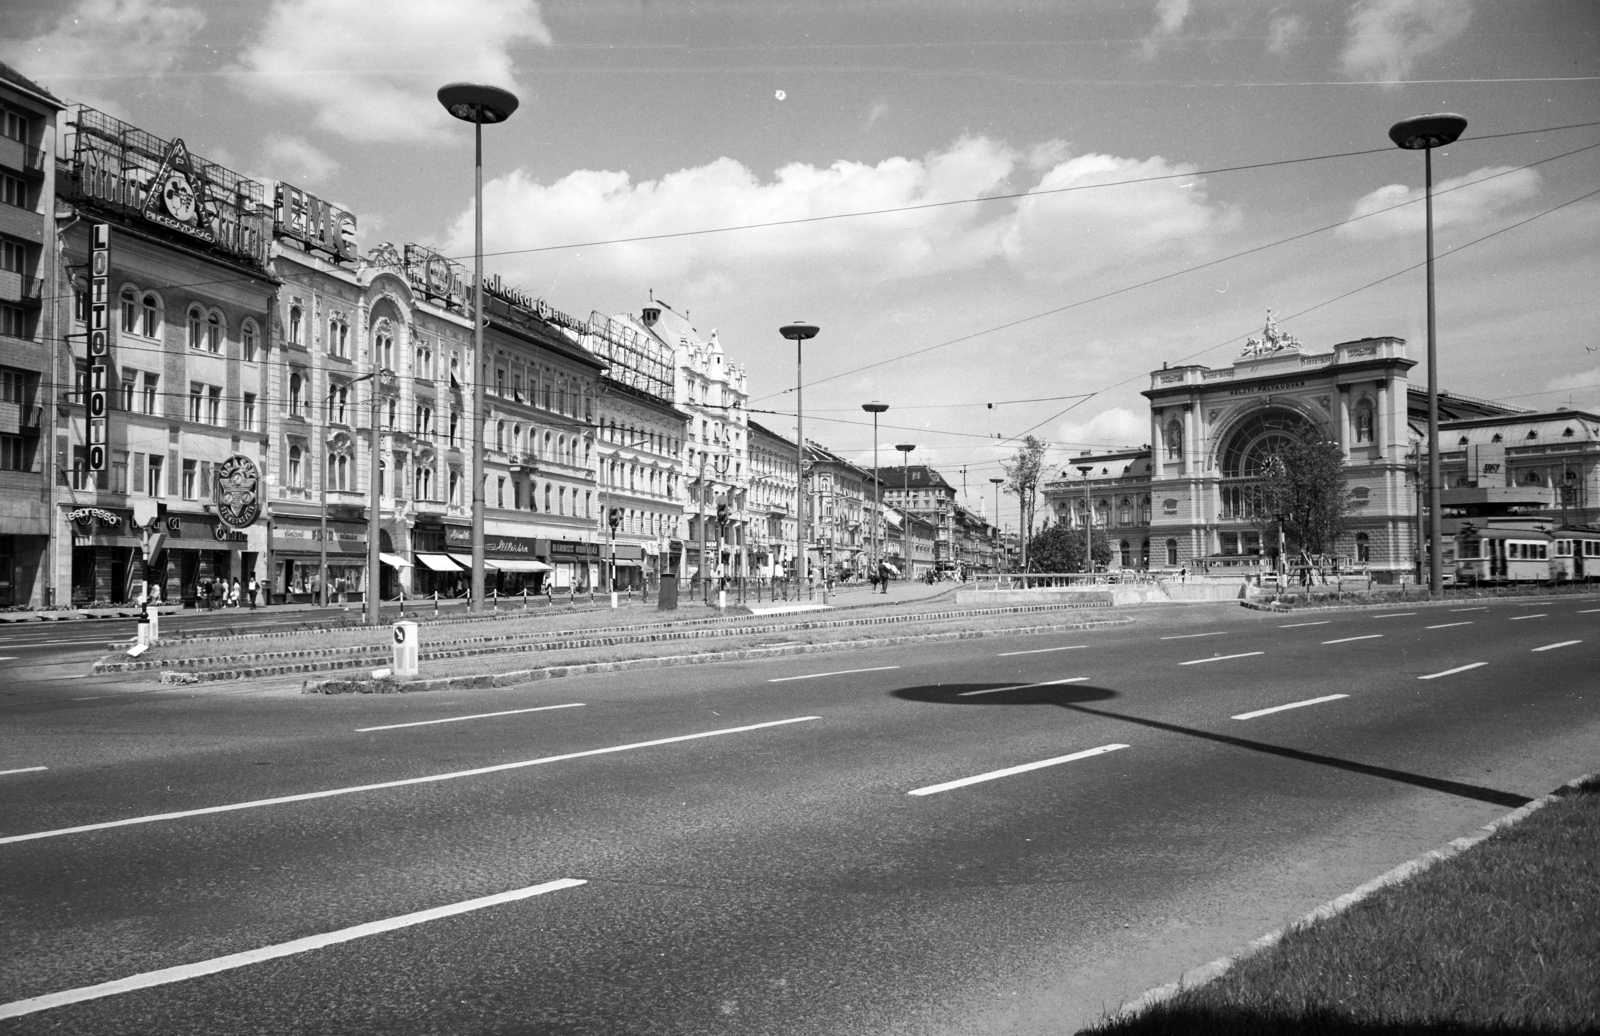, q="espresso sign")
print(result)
[214,454,262,529]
